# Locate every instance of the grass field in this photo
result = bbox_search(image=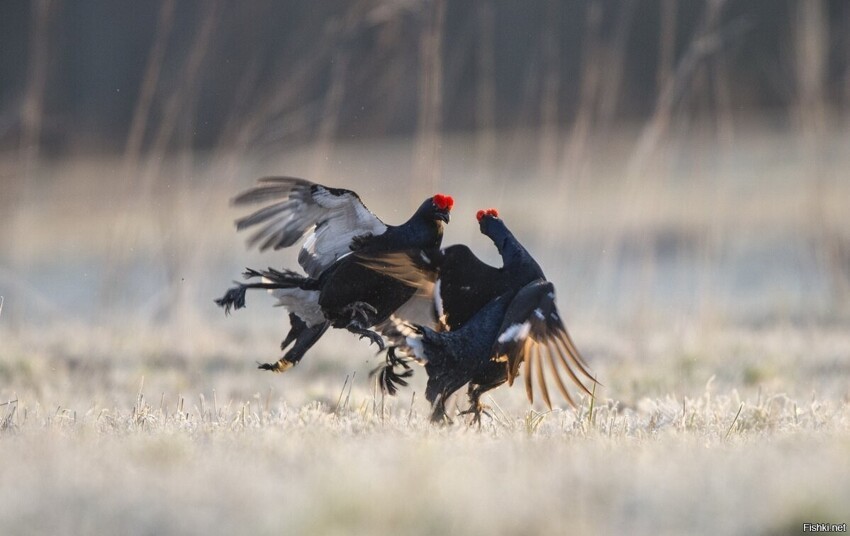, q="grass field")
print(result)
[1,128,849,535]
